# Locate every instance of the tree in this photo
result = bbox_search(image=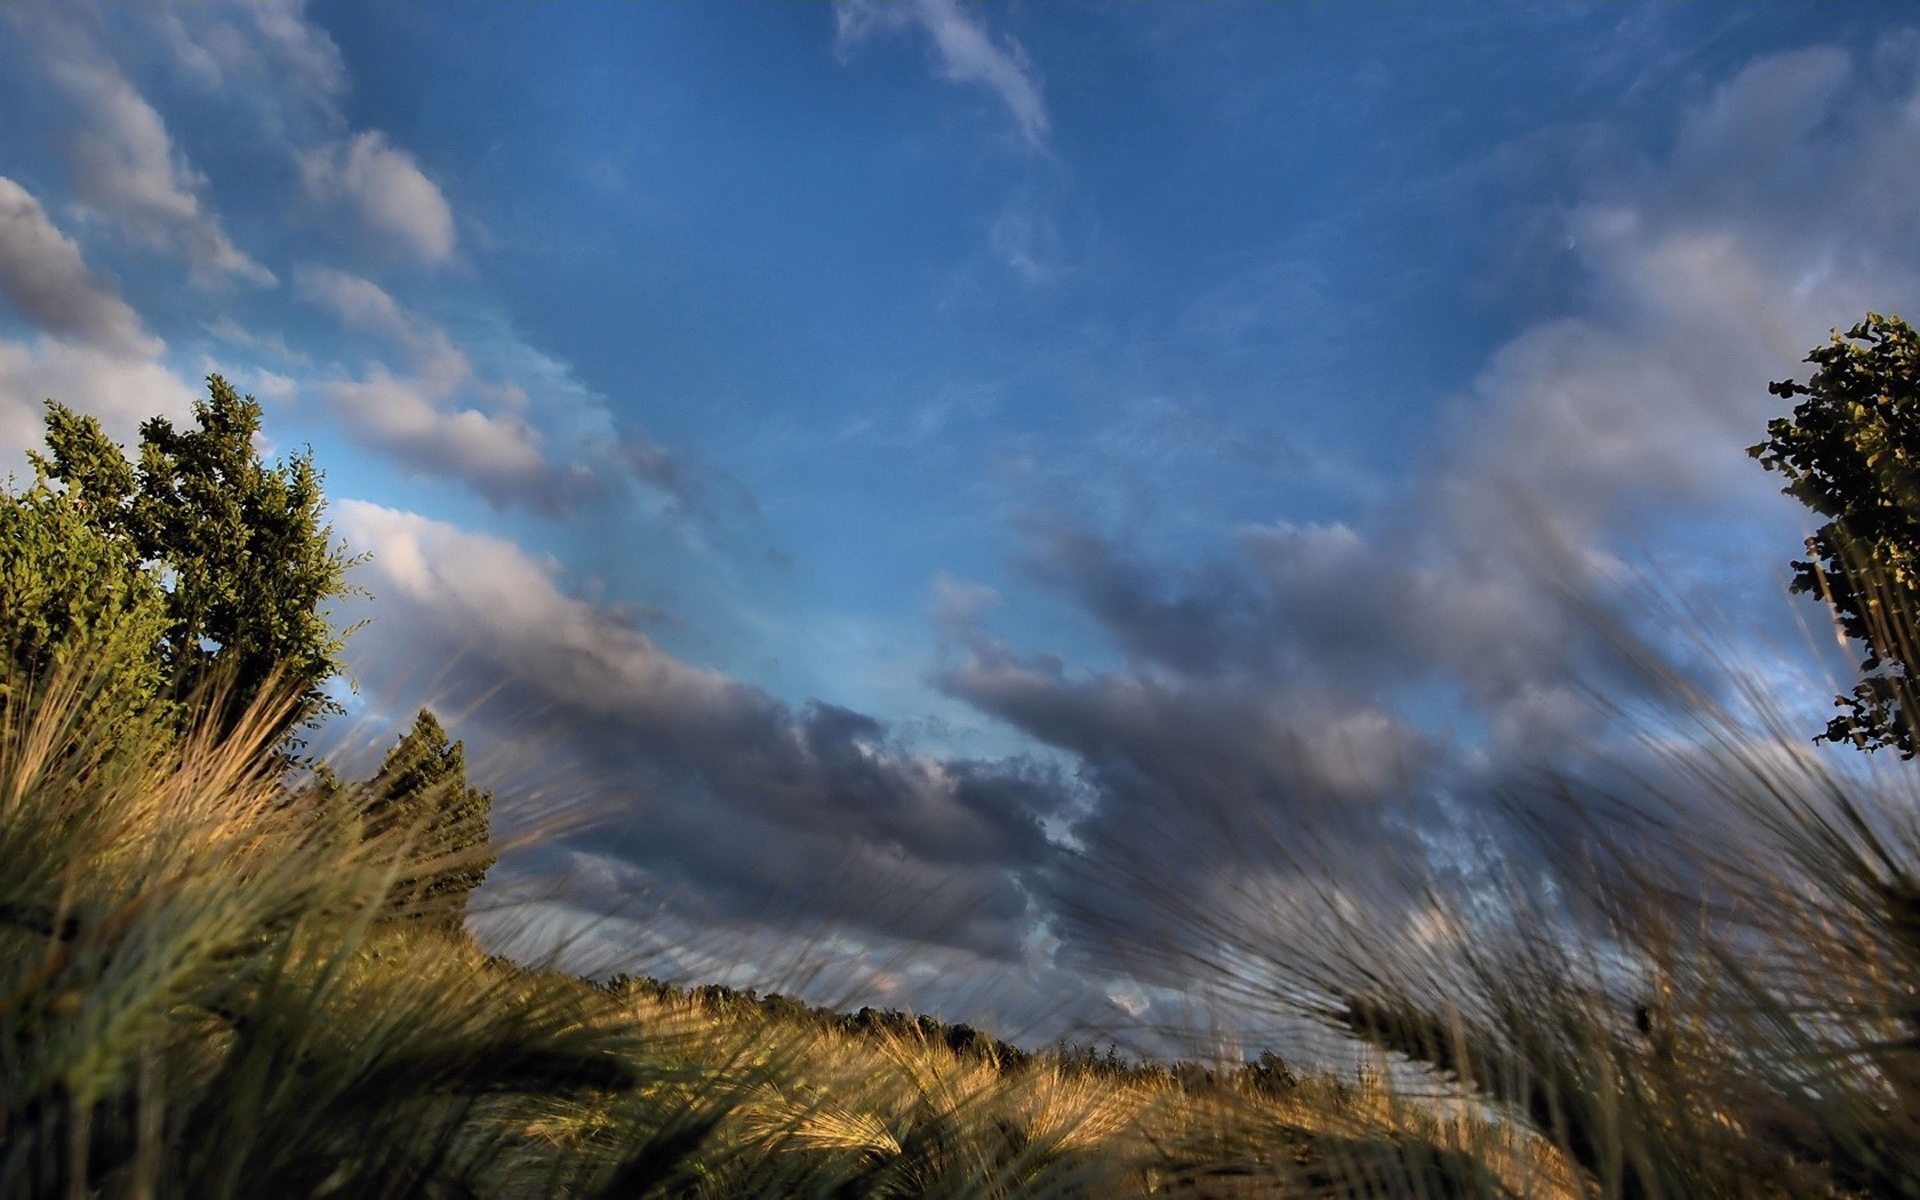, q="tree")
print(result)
[18,375,359,744]
[0,473,171,739]
[1751,312,1920,756]
[361,708,495,922]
